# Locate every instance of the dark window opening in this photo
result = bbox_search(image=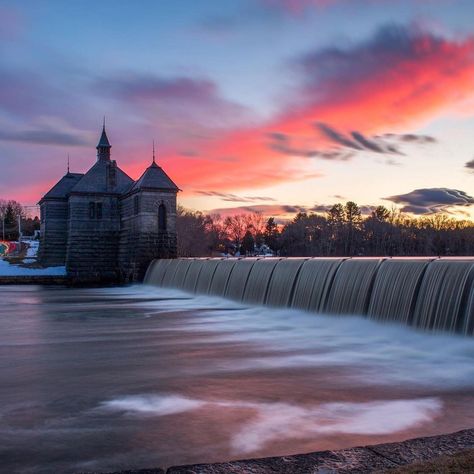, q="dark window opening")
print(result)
[158,203,167,231]
[134,195,140,215]
[89,202,103,220]
[96,202,102,220]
